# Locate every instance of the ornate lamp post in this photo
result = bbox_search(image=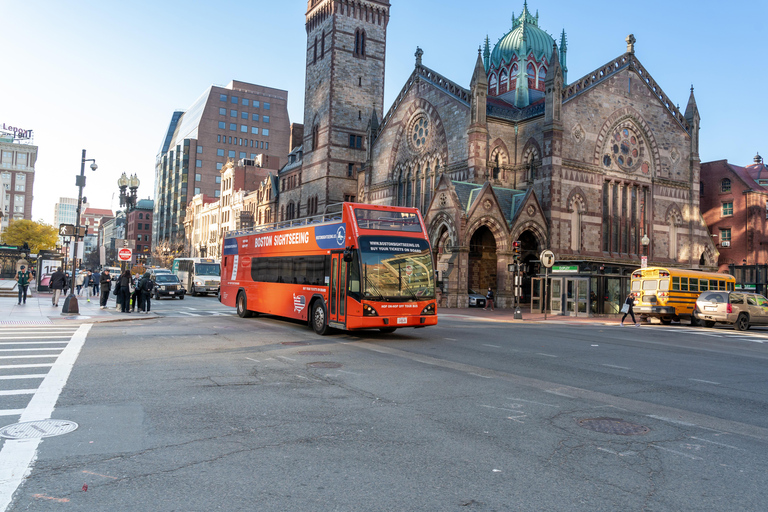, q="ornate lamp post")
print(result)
[118,172,140,210]
[62,150,97,315]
